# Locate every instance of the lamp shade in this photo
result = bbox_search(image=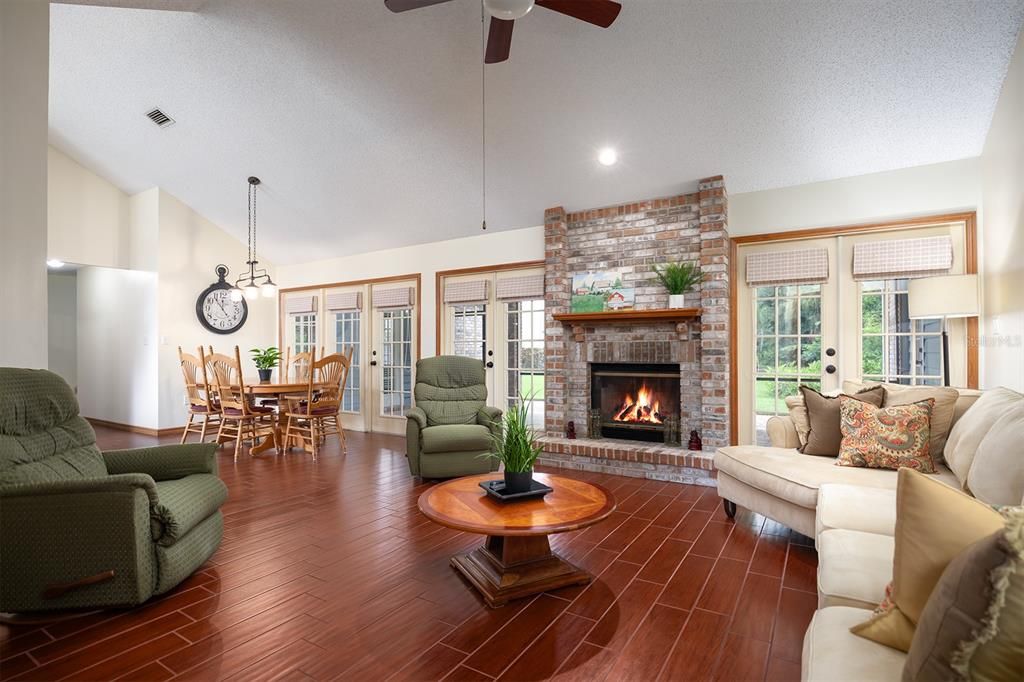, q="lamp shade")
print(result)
[908,274,979,319]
